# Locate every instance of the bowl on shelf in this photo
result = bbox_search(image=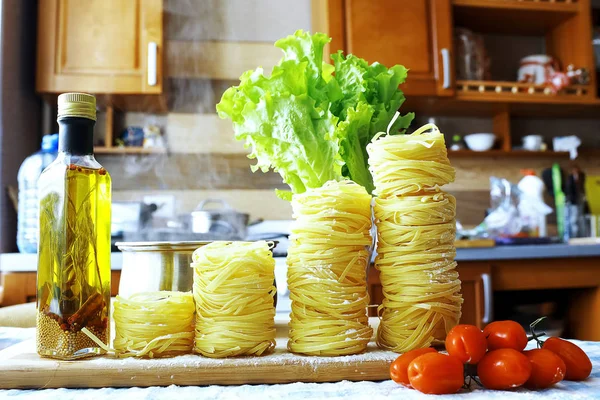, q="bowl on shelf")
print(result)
[523,135,543,151]
[464,133,496,152]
